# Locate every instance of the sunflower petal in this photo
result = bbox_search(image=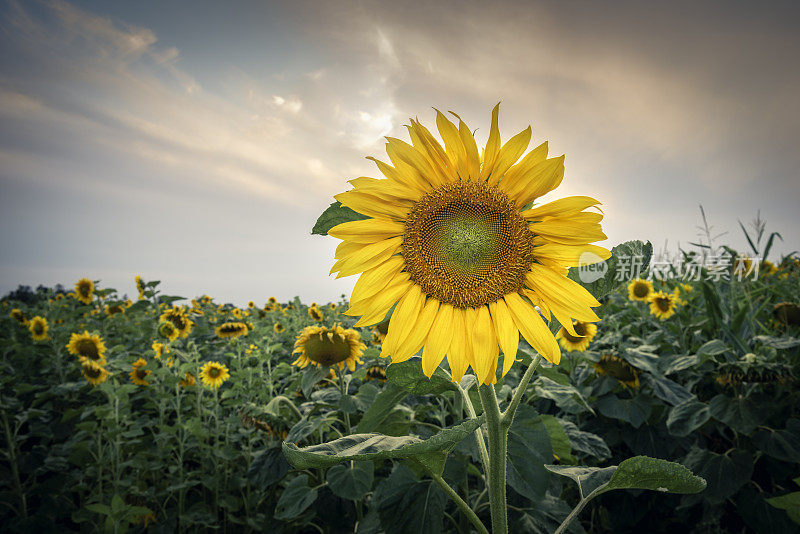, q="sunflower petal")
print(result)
[394,298,440,361]
[328,218,405,243]
[489,299,519,377]
[349,256,406,304]
[335,190,412,220]
[422,303,454,377]
[488,126,531,186]
[522,196,602,221]
[447,308,471,382]
[480,103,502,181]
[381,284,425,359]
[330,237,402,278]
[504,293,561,365]
[435,109,468,177]
[471,305,499,385]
